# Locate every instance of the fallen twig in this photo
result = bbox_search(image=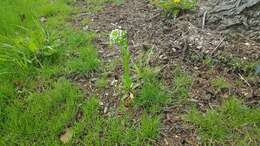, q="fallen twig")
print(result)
[238,73,251,87]
[211,37,226,55]
[202,10,207,29]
